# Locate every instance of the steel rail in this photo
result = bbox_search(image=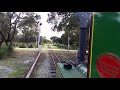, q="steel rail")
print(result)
[26,52,42,78]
